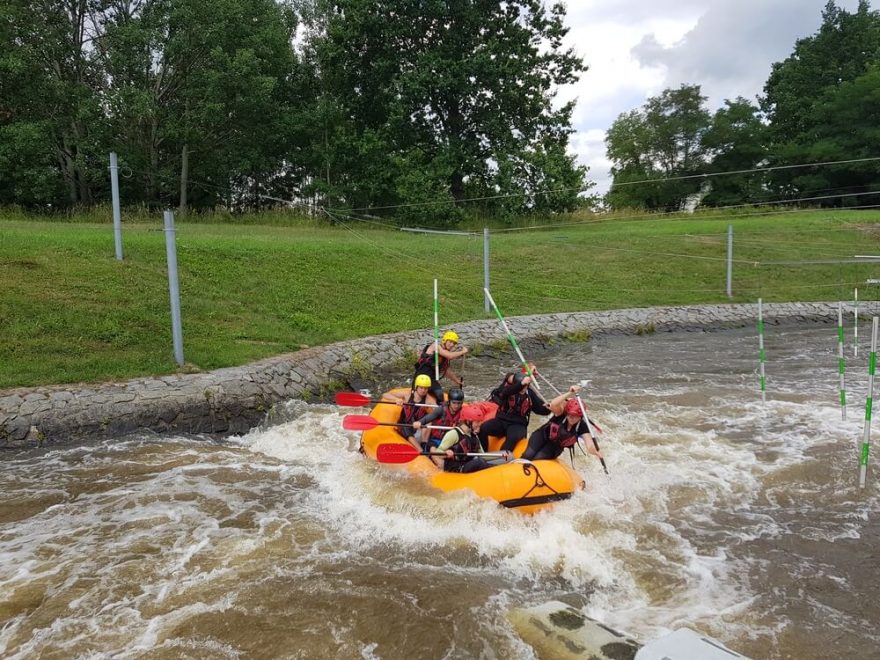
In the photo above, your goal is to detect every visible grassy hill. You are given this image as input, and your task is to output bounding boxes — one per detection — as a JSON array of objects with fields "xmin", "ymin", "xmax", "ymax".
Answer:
[{"xmin": 2, "ymin": 206, "xmax": 878, "ymax": 389}]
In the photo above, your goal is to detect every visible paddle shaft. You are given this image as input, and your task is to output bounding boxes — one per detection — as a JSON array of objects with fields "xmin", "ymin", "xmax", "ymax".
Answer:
[
  {"xmin": 575, "ymin": 396, "xmax": 608, "ymax": 474},
  {"xmin": 342, "ymin": 415, "xmax": 453, "ymax": 431},
  {"xmin": 484, "ymin": 288, "xmax": 542, "ymax": 393},
  {"xmin": 433, "ymin": 278, "xmax": 440, "ymax": 381},
  {"xmin": 376, "ymin": 442, "xmax": 507, "ymax": 463},
  {"xmin": 335, "ymin": 392, "xmax": 436, "ymax": 408}
]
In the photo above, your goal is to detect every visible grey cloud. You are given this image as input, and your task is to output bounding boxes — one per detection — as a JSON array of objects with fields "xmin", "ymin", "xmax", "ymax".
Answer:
[{"xmin": 630, "ymin": 0, "xmax": 863, "ymax": 107}]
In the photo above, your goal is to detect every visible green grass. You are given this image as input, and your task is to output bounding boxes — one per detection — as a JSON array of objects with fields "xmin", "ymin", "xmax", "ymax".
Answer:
[{"xmin": 2, "ymin": 206, "xmax": 879, "ymax": 389}]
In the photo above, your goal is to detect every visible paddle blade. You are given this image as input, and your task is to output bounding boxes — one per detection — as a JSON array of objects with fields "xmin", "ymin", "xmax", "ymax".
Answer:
[
  {"xmin": 342, "ymin": 415, "xmax": 380, "ymax": 431},
  {"xmin": 376, "ymin": 443, "xmax": 421, "ymax": 464},
  {"xmin": 335, "ymin": 391, "xmax": 371, "ymax": 407}
]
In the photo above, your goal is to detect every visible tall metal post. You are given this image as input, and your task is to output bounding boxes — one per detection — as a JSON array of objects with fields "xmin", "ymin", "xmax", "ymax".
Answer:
[
  {"xmin": 483, "ymin": 227, "xmax": 490, "ymax": 313},
  {"xmin": 726, "ymin": 224, "xmax": 733, "ymax": 298},
  {"xmin": 110, "ymin": 152, "xmax": 123, "ymax": 260},
  {"xmin": 163, "ymin": 210, "xmax": 185, "ymax": 367}
]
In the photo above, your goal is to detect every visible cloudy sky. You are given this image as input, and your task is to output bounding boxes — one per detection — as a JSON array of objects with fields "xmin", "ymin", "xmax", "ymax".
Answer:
[{"xmin": 560, "ymin": 0, "xmax": 863, "ymax": 195}]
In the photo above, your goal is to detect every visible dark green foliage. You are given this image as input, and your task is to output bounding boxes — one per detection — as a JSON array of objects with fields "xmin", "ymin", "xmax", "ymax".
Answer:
[
  {"xmin": 761, "ymin": 0, "xmax": 880, "ymax": 202},
  {"xmin": 0, "ymin": 0, "xmax": 588, "ymax": 223},
  {"xmin": 605, "ymin": 85, "xmax": 712, "ymax": 210},
  {"xmin": 701, "ymin": 98, "xmax": 768, "ymax": 207},
  {"xmin": 305, "ymin": 0, "xmax": 589, "ymax": 224}
]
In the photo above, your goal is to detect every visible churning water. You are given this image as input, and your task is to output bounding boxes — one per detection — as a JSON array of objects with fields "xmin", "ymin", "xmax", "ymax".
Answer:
[{"xmin": 2, "ymin": 323, "xmax": 879, "ymax": 659}]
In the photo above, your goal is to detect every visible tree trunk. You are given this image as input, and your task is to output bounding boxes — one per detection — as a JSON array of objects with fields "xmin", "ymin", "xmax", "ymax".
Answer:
[
  {"xmin": 149, "ymin": 117, "xmax": 160, "ymax": 202},
  {"xmin": 179, "ymin": 143, "xmax": 189, "ymax": 214},
  {"xmin": 57, "ymin": 137, "xmax": 78, "ymax": 205},
  {"xmin": 71, "ymin": 120, "xmax": 92, "ymax": 204}
]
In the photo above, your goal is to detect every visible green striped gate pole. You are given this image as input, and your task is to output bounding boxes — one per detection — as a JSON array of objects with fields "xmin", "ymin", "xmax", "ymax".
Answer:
[
  {"xmin": 859, "ymin": 316, "xmax": 878, "ymax": 489},
  {"xmin": 433, "ymin": 279, "xmax": 440, "ymax": 381},
  {"xmin": 757, "ymin": 298, "xmax": 766, "ymax": 403},
  {"xmin": 838, "ymin": 302, "xmax": 847, "ymax": 420},
  {"xmin": 483, "ymin": 287, "xmax": 542, "ymax": 392},
  {"xmin": 854, "ymin": 288, "xmax": 859, "ymax": 358}
]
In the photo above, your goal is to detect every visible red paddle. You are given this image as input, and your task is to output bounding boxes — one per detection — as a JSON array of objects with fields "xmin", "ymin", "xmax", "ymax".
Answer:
[
  {"xmin": 376, "ymin": 443, "xmax": 506, "ymax": 464},
  {"xmin": 342, "ymin": 415, "xmax": 454, "ymax": 432},
  {"xmin": 335, "ymin": 392, "xmax": 436, "ymax": 408}
]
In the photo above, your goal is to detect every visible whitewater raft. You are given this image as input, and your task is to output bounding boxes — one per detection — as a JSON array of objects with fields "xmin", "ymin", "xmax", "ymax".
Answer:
[{"xmin": 358, "ymin": 389, "xmax": 585, "ymax": 513}]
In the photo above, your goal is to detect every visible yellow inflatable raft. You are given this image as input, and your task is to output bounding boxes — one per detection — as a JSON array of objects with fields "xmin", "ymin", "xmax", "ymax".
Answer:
[{"xmin": 358, "ymin": 389, "xmax": 585, "ymax": 514}]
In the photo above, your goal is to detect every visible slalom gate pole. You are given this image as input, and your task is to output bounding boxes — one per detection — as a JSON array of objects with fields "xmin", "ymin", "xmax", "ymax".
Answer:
[
  {"xmin": 757, "ymin": 298, "xmax": 766, "ymax": 404},
  {"xmin": 433, "ymin": 279, "xmax": 440, "ymax": 381},
  {"xmin": 854, "ymin": 288, "xmax": 859, "ymax": 358},
  {"xmin": 839, "ymin": 302, "xmax": 847, "ymax": 421},
  {"xmin": 859, "ymin": 316, "xmax": 878, "ymax": 489},
  {"xmin": 484, "ymin": 288, "xmax": 541, "ymax": 392}
]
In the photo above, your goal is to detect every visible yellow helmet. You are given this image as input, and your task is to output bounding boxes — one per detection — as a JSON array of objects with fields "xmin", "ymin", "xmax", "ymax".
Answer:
[
  {"xmin": 441, "ymin": 330, "xmax": 459, "ymax": 344},
  {"xmin": 414, "ymin": 374, "xmax": 432, "ymax": 388}
]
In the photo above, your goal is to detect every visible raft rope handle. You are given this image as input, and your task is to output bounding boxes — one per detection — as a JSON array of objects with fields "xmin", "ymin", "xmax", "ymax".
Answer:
[{"xmin": 519, "ymin": 462, "xmax": 561, "ymax": 499}]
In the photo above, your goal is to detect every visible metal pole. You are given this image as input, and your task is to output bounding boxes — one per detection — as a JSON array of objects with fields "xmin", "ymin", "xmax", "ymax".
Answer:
[
  {"xmin": 163, "ymin": 210, "xmax": 184, "ymax": 367},
  {"xmin": 726, "ymin": 224, "xmax": 732, "ymax": 298},
  {"xmin": 838, "ymin": 302, "xmax": 847, "ymax": 420},
  {"xmin": 110, "ymin": 152, "xmax": 123, "ymax": 260},
  {"xmin": 483, "ymin": 227, "xmax": 490, "ymax": 313},
  {"xmin": 757, "ymin": 298, "xmax": 766, "ymax": 403},
  {"xmin": 859, "ymin": 316, "xmax": 878, "ymax": 489}
]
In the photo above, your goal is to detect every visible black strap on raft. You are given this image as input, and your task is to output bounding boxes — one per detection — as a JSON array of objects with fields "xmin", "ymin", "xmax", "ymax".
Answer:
[{"xmin": 518, "ymin": 462, "xmax": 561, "ymax": 500}]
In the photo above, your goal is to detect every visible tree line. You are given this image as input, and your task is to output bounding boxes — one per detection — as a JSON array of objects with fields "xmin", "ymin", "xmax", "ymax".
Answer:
[
  {"xmin": 5, "ymin": 1, "xmax": 877, "ymax": 223},
  {"xmin": 606, "ymin": 0, "xmax": 880, "ymax": 211},
  {"xmin": 0, "ymin": 0, "xmax": 588, "ymax": 223}
]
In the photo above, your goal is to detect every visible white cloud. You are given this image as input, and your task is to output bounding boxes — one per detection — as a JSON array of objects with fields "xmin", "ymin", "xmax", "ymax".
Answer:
[{"xmin": 560, "ymin": 0, "xmax": 864, "ymax": 196}]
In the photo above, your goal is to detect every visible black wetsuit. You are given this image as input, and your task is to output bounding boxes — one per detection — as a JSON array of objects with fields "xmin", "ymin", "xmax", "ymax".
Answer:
[{"xmin": 478, "ymin": 381, "xmax": 550, "ymax": 452}]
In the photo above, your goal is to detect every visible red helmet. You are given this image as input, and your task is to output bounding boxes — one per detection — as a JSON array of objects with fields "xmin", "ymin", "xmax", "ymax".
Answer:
[
  {"xmin": 564, "ymin": 398, "xmax": 583, "ymax": 418},
  {"xmin": 459, "ymin": 406, "xmax": 484, "ymax": 423}
]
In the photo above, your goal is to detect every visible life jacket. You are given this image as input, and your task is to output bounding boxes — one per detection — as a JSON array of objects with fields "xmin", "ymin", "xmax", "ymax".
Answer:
[
  {"xmin": 499, "ymin": 388, "xmax": 532, "ymax": 421},
  {"xmin": 414, "ymin": 343, "xmax": 449, "ymax": 378},
  {"xmin": 398, "ymin": 391, "xmax": 431, "ymax": 425},
  {"xmin": 487, "ymin": 374, "xmax": 513, "ymax": 405},
  {"xmin": 428, "ymin": 403, "xmax": 461, "ymax": 443},
  {"xmin": 444, "ymin": 428, "xmax": 481, "ymax": 468},
  {"xmin": 542, "ymin": 414, "xmax": 583, "ymax": 448}
]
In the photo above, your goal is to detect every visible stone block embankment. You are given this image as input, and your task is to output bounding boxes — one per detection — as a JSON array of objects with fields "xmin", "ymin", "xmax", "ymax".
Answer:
[{"xmin": 0, "ymin": 302, "xmax": 872, "ymax": 450}]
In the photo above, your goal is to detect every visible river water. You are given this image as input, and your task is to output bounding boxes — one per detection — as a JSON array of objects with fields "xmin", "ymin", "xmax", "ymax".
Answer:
[{"xmin": 2, "ymin": 324, "xmax": 879, "ymax": 659}]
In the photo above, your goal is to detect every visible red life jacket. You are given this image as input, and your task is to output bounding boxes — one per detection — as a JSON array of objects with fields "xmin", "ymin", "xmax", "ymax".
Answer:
[
  {"xmin": 446, "ymin": 428, "xmax": 481, "ymax": 464},
  {"xmin": 414, "ymin": 344, "xmax": 449, "ymax": 378},
  {"xmin": 500, "ymin": 389, "xmax": 532, "ymax": 420},
  {"xmin": 542, "ymin": 415, "xmax": 582, "ymax": 448},
  {"xmin": 399, "ymin": 391, "xmax": 431, "ymax": 425},
  {"xmin": 428, "ymin": 403, "xmax": 461, "ymax": 441}
]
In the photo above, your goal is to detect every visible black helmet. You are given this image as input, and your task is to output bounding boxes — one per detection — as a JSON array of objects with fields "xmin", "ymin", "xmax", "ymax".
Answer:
[
  {"xmin": 513, "ymin": 371, "xmax": 527, "ymax": 386},
  {"xmin": 448, "ymin": 388, "xmax": 465, "ymax": 402}
]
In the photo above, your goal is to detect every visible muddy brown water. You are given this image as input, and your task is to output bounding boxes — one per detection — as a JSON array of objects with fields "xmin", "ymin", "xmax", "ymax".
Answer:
[{"xmin": 2, "ymin": 325, "xmax": 878, "ymax": 659}]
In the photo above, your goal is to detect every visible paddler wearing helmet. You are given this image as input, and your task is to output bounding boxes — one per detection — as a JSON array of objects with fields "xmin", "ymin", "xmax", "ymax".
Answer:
[
  {"xmin": 411, "ymin": 329, "xmax": 469, "ymax": 401},
  {"xmin": 478, "ymin": 368, "xmax": 553, "ymax": 453},
  {"xmin": 385, "ymin": 373, "xmax": 440, "ymax": 450},
  {"xmin": 522, "ymin": 387, "xmax": 604, "ymax": 462},
  {"xmin": 412, "ymin": 387, "xmax": 465, "ymax": 450},
  {"xmin": 432, "ymin": 405, "xmax": 510, "ymax": 472}
]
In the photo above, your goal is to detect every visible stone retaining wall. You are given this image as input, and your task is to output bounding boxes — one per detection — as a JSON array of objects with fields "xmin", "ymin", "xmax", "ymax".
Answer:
[{"xmin": 1, "ymin": 302, "xmax": 873, "ymax": 450}]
